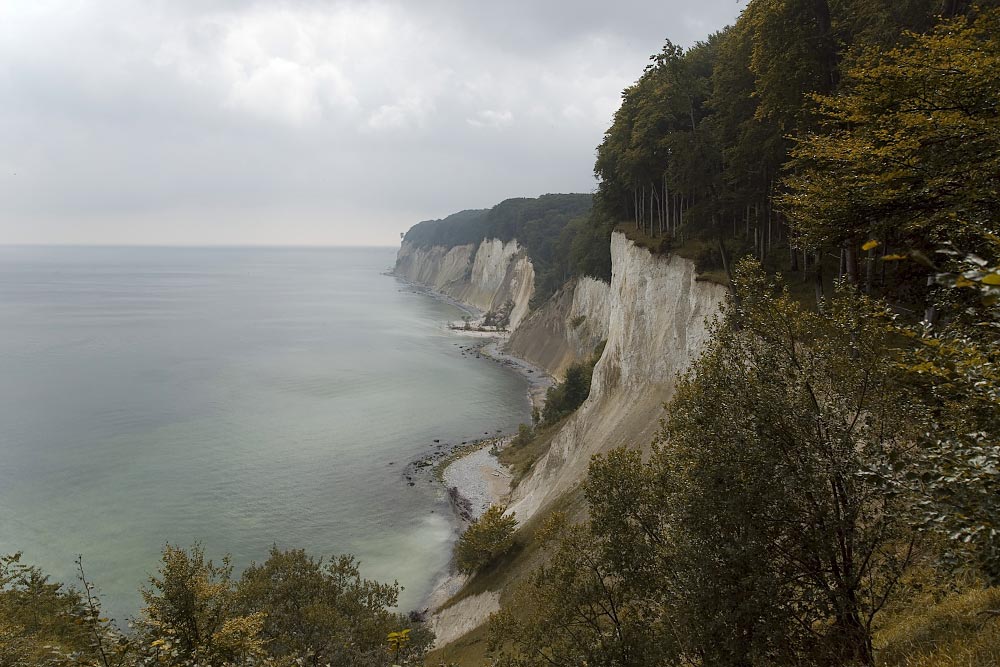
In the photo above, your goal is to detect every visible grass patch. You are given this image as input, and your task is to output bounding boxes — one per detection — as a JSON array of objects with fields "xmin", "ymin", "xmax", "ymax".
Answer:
[
  {"xmin": 498, "ymin": 417, "xmax": 568, "ymax": 489},
  {"xmin": 876, "ymin": 586, "xmax": 1000, "ymax": 666},
  {"xmin": 615, "ymin": 222, "xmax": 671, "ymax": 255},
  {"xmin": 616, "ymin": 223, "xmax": 730, "ymax": 285},
  {"xmin": 695, "ymin": 269, "xmax": 730, "ymax": 286},
  {"xmin": 425, "ymin": 623, "xmax": 490, "ymax": 667}
]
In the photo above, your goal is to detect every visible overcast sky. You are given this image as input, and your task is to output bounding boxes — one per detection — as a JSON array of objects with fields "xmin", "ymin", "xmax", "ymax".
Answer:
[{"xmin": 1, "ymin": 0, "xmax": 745, "ymax": 246}]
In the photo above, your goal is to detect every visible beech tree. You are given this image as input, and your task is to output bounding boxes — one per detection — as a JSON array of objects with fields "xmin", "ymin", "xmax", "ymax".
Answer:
[{"xmin": 782, "ymin": 7, "xmax": 1000, "ymax": 284}]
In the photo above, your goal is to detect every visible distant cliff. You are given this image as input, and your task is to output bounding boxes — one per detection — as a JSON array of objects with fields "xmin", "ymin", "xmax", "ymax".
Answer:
[{"xmin": 395, "ymin": 237, "xmax": 535, "ymax": 331}]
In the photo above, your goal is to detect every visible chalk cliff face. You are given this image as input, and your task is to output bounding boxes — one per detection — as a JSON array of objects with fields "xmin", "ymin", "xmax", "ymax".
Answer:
[
  {"xmin": 395, "ymin": 238, "xmax": 535, "ymax": 330},
  {"xmin": 508, "ymin": 232, "xmax": 727, "ymax": 521},
  {"xmin": 506, "ymin": 276, "xmax": 610, "ymax": 380}
]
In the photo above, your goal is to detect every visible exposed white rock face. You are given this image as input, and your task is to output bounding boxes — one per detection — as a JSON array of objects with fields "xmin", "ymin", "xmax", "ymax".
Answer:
[
  {"xmin": 508, "ymin": 232, "xmax": 727, "ymax": 521},
  {"xmin": 394, "ymin": 238, "xmax": 535, "ymax": 330},
  {"xmin": 394, "ymin": 242, "xmax": 476, "ymax": 292},
  {"xmin": 427, "ymin": 591, "xmax": 500, "ymax": 649},
  {"xmin": 506, "ymin": 276, "xmax": 611, "ymax": 380}
]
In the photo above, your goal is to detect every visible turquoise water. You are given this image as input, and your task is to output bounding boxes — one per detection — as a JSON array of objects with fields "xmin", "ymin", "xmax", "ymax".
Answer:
[{"xmin": 0, "ymin": 245, "xmax": 530, "ymax": 623}]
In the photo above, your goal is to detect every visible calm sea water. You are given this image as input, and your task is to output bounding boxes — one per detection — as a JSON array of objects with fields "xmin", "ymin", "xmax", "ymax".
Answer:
[{"xmin": 0, "ymin": 245, "xmax": 530, "ymax": 623}]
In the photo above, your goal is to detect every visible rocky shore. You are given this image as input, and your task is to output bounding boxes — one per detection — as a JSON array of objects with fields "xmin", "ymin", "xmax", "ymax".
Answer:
[{"xmin": 393, "ymin": 275, "xmax": 550, "ymax": 625}]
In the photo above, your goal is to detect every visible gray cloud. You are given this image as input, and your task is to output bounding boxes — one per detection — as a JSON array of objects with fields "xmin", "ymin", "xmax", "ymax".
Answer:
[{"xmin": 0, "ymin": 0, "xmax": 745, "ymax": 246}]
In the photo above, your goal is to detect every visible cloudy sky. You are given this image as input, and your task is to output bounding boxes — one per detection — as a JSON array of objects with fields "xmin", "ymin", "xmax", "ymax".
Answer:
[{"xmin": 1, "ymin": 0, "xmax": 745, "ymax": 246}]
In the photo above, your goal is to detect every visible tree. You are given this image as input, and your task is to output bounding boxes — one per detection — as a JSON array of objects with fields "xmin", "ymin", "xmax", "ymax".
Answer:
[
  {"xmin": 455, "ymin": 506, "xmax": 517, "ymax": 574},
  {"xmin": 136, "ymin": 544, "xmax": 266, "ymax": 666},
  {"xmin": 782, "ymin": 8, "xmax": 1000, "ymax": 282},
  {"xmin": 492, "ymin": 260, "xmax": 924, "ymax": 667},
  {"xmin": 658, "ymin": 261, "xmax": 921, "ymax": 665},
  {"xmin": 0, "ymin": 552, "xmax": 96, "ymax": 667},
  {"xmin": 890, "ymin": 246, "xmax": 1000, "ymax": 582},
  {"xmin": 488, "ymin": 514, "xmax": 666, "ymax": 667},
  {"xmin": 236, "ymin": 547, "xmax": 429, "ymax": 667}
]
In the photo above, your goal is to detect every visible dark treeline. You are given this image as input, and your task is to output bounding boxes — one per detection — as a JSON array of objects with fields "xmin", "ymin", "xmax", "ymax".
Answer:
[{"xmin": 593, "ymin": 0, "xmax": 998, "ymax": 309}]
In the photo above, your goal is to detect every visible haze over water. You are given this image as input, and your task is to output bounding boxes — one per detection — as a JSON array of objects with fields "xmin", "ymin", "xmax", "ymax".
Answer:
[{"xmin": 0, "ymin": 245, "xmax": 530, "ymax": 622}]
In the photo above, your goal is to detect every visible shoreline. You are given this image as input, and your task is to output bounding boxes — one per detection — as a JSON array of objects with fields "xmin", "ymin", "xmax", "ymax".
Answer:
[
  {"xmin": 392, "ymin": 271, "xmax": 552, "ymax": 616},
  {"xmin": 421, "ymin": 436, "xmax": 512, "ymax": 612}
]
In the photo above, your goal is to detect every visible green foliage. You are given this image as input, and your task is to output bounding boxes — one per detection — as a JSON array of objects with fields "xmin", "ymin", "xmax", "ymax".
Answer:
[
  {"xmin": 540, "ymin": 363, "xmax": 591, "ymax": 424},
  {"xmin": 888, "ymin": 247, "xmax": 1000, "ymax": 582},
  {"xmin": 782, "ymin": 7, "xmax": 1000, "ymax": 265},
  {"xmin": 541, "ymin": 344, "xmax": 603, "ymax": 424},
  {"xmin": 0, "ymin": 545, "xmax": 430, "ymax": 667},
  {"xmin": 0, "ymin": 552, "xmax": 103, "ymax": 667},
  {"xmin": 489, "ymin": 514, "xmax": 666, "ymax": 667},
  {"xmin": 136, "ymin": 544, "xmax": 266, "ymax": 666},
  {"xmin": 511, "ymin": 423, "xmax": 533, "ymax": 448},
  {"xmin": 590, "ymin": 0, "xmax": 979, "ymax": 299},
  {"xmin": 455, "ymin": 506, "xmax": 517, "ymax": 575},
  {"xmin": 400, "ymin": 208, "xmax": 490, "ymax": 248},
  {"xmin": 656, "ymin": 260, "xmax": 921, "ymax": 665},
  {"xmin": 236, "ymin": 547, "xmax": 430, "ymax": 667}
]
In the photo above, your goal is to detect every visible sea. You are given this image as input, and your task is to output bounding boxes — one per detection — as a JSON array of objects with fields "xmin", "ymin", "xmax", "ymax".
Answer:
[{"xmin": 0, "ymin": 245, "xmax": 530, "ymax": 623}]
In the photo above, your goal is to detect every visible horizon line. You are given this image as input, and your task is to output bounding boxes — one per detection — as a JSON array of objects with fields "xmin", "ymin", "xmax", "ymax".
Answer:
[{"xmin": 0, "ymin": 242, "xmax": 401, "ymax": 250}]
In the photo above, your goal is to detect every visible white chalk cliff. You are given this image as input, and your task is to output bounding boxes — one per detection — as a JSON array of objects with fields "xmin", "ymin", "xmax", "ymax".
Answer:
[
  {"xmin": 395, "ymin": 238, "xmax": 535, "ymax": 330},
  {"xmin": 507, "ymin": 232, "xmax": 726, "ymax": 521}
]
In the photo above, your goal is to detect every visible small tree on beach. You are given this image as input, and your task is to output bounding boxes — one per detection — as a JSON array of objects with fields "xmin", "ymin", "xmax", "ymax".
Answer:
[{"xmin": 455, "ymin": 506, "xmax": 517, "ymax": 574}]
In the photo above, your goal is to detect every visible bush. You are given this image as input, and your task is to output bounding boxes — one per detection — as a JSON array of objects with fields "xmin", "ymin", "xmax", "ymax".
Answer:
[
  {"xmin": 455, "ymin": 506, "xmax": 517, "ymax": 574},
  {"xmin": 511, "ymin": 423, "xmax": 534, "ymax": 448},
  {"xmin": 541, "ymin": 341, "xmax": 604, "ymax": 424}
]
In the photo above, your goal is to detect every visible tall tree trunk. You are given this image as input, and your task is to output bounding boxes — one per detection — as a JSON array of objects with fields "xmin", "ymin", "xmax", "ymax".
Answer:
[
  {"xmin": 814, "ymin": 252, "xmax": 826, "ymax": 311},
  {"xmin": 640, "ymin": 185, "xmax": 645, "ymax": 233},
  {"xmin": 718, "ymin": 230, "xmax": 740, "ymax": 312},
  {"xmin": 844, "ymin": 243, "xmax": 859, "ymax": 286},
  {"xmin": 633, "ymin": 187, "xmax": 639, "ymax": 229},
  {"xmin": 665, "ymin": 182, "xmax": 671, "ymax": 235},
  {"xmin": 865, "ymin": 246, "xmax": 875, "ymax": 294},
  {"xmin": 650, "ymin": 186, "xmax": 655, "ymax": 237}
]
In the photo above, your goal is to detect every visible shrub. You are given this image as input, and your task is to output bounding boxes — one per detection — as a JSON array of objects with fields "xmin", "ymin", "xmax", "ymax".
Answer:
[{"xmin": 455, "ymin": 506, "xmax": 517, "ymax": 574}]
